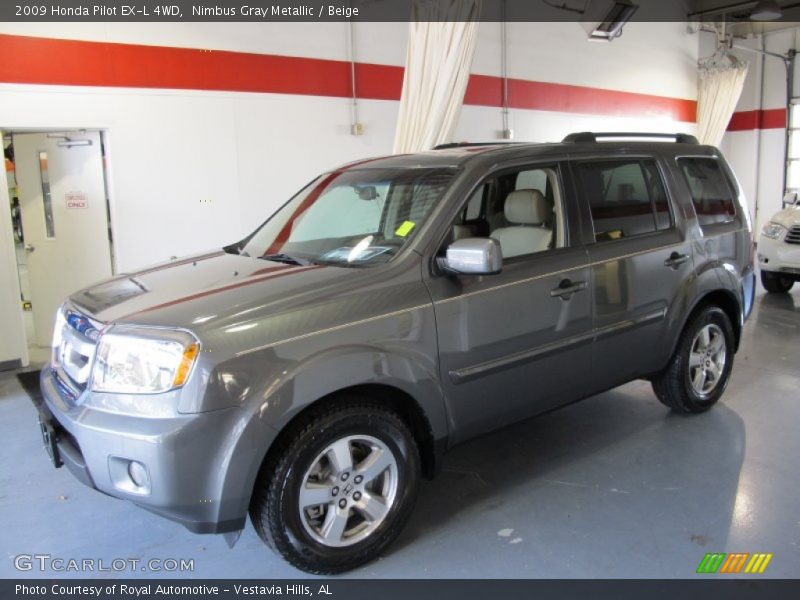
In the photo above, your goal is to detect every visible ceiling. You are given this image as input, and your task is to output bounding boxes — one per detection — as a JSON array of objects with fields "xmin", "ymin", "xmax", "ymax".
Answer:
[{"xmin": 686, "ymin": 1, "xmax": 800, "ymax": 36}]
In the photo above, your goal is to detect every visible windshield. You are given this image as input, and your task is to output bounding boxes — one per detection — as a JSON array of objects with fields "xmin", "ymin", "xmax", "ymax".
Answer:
[{"xmin": 239, "ymin": 167, "xmax": 456, "ymax": 267}]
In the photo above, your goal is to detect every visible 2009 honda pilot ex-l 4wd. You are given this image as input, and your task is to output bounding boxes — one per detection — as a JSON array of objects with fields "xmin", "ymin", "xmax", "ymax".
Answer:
[{"xmin": 36, "ymin": 132, "xmax": 755, "ymax": 574}]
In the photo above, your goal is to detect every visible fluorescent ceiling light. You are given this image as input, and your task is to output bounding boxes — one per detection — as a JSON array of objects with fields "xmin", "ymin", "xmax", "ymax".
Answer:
[{"xmin": 751, "ymin": 0, "xmax": 782, "ymax": 20}]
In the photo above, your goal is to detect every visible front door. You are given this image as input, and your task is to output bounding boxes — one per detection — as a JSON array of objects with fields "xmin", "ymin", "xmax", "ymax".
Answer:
[
  {"xmin": 424, "ymin": 160, "xmax": 594, "ymax": 443},
  {"xmin": 13, "ymin": 132, "xmax": 112, "ymax": 347}
]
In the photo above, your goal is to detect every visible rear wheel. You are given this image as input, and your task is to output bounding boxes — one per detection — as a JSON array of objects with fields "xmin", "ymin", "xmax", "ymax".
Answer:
[
  {"xmin": 652, "ymin": 305, "xmax": 735, "ymax": 413},
  {"xmin": 249, "ymin": 399, "xmax": 420, "ymax": 574},
  {"xmin": 761, "ymin": 270, "xmax": 794, "ymax": 293}
]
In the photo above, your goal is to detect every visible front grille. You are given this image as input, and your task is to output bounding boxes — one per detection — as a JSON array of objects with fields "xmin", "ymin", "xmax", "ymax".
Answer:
[
  {"xmin": 785, "ymin": 225, "xmax": 800, "ymax": 244},
  {"xmin": 55, "ymin": 306, "xmax": 101, "ymax": 393}
]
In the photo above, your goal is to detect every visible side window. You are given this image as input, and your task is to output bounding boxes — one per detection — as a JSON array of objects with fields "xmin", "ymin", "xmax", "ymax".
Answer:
[
  {"xmin": 677, "ymin": 157, "xmax": 737, "ymax": 226},
  {"xmin": 577, "ymin": 159, "xmax": 672, "ymax": 243},
  {"xmin": 447, "ymin": 164, "xmax": 565, "ymax": 261}
]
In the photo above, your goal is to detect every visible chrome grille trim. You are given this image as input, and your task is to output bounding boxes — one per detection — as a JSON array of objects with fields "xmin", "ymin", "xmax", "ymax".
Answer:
[
  {"xmin": 55, "ymin": 304, "xmax": 101, "ymax": 391},
  {"xmin": 785, "ymin": 225, "xmax": 800, "ymax": 244}
]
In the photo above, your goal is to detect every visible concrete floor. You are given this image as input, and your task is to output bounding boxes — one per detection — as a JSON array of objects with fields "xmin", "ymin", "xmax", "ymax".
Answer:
[{"xmin": 1, "ymin": 289, "xmax": 798, "ymax": 579}]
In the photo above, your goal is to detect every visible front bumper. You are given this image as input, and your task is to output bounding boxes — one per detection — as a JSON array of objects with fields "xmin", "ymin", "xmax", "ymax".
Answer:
[
  {"xmin": 35, "ymin": 366, "xmax": 261, "ymax": 534},
  {"xmin": 758, "ymin": 235, "xmax": 800, "ymax": 278}
]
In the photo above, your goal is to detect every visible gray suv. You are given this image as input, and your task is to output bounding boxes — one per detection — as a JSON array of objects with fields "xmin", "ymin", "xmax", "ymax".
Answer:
[{"xmin": 35, "ymin": 132, "xmax": 755, "ymax": 573}]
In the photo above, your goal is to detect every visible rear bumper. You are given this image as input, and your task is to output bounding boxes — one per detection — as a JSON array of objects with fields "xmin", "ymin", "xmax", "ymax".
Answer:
[{"xmin": 35, "ymin": 366, "xmax": 263, "ymax": 534}]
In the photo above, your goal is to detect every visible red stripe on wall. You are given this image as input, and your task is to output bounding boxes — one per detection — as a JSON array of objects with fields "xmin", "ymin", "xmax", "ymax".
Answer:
[
  {"xmin": 727, "ymin": 108, "xmax": 787, "ymax": 131},
  {"xmin": 464, "ymin": 75, "xmax": 696, "ymax": 122},
  {"xmin": 0, "ymin": 33, "xmax": 404, "ymax": 100},
  {"xmin": 0, "ymin": 33, "xmax": 695, "ymax": 122}
]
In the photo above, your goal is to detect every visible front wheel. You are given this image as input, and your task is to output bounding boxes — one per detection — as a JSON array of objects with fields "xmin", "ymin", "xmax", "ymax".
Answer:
[
  {"xmin": 652, "ymin": 306, "xmax": 735, "ymax": 413},
  {"xmin": 249, "ymin": 399, "xmax": 420, "ymax": 574},
  {"xmin": 761, "ymin": 270, "xmax": 794, "ymax": 293}
]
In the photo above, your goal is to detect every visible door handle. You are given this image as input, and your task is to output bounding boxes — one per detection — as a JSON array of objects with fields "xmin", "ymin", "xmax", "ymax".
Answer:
[
  {"xmin": 24, "ymin": 244, "xmax": 35, "ymax": 253},
  {"xmin": 664, "ymin": 252, "xmax": 689, "ymax": 269},
  {"xmin": 550, "ymin": 279, "xmax": 587, "ymax": 300}
]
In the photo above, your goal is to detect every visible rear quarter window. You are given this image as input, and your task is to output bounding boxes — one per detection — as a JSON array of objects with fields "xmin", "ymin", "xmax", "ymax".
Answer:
[{"xmin": 677, "ymin": 157, "xmax": 737, "ymax": 226}]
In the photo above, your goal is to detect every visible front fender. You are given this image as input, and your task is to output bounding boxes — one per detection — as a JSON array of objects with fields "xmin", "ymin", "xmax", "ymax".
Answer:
[{"xmin": 215, "ymin": 342, "xmax": 448, "ymax": 527}]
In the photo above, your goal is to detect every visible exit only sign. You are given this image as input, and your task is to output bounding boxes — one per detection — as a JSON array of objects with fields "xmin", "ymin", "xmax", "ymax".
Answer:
[{"xmin": 65, "ymin": 191, "xmax": 88, "ymax": 209}]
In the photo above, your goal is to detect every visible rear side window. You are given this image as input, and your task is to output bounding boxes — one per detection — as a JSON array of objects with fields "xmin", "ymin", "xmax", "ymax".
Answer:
[
  {"xmin": 677, "ymin": 157, "xmax": 736, "ymax": 226},
  {"xmin": 577, "ymin": 159, "xmax": 672, "ymax": 243}
]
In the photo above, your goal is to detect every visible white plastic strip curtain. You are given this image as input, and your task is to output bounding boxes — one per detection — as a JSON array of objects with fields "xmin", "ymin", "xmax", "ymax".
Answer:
[
  {"xmin": 393, "ymin": 0, "xmax": 481, "ymax": 154},
  {"xmin": 697, "ymin": 47, "xmax": 749, "ymax": 146}
]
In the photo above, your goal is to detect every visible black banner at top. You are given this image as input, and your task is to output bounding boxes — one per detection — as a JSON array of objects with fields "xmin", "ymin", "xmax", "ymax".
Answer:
[{"xmin": 0, "ymin": 0, "xmax": 770, "ymax": 23}]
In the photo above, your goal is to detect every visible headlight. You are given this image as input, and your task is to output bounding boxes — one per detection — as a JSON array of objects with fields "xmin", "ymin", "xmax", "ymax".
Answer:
[
  {"xmin": 761, "ymin": 222, "xmax": 787, "ymax": 240},
  {"xmin": 91, "ymin": 326, "xmax": 200, "ymax": 394}
]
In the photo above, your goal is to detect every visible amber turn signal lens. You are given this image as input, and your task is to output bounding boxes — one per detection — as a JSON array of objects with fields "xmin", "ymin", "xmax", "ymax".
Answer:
[{"xmin": 173, "ymin": 343, "xmax": 200, "ymax": 387}]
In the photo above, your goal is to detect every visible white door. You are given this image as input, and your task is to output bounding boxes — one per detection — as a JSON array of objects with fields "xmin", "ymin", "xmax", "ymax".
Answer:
[
  {"xmin": 0, "ymin": 136, "xmax": 27, "ymax": 368},
  {"xmin": 13, "ymin": 132, "xmax": 112, "ymax": 347}
]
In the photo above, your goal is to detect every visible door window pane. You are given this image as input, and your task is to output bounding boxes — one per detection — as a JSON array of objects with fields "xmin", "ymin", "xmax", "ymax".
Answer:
[
  {"xmin": 677, "ymin": 157, "xmax": 736, "ymax": 226},
  {"xmin": 788, "ymin": 129, "xmax": 800, "ymax": 160},
  {"xmin": 38, "ymin": 151, "xmax": 55, "ymax": 238},
  {"xmin": 577, "ymin": 160, "xmax": 667, "ymax": 242},
  {"xmin": 447, "ymin": 165, "xmax": 564, "ymax": 261},
  {"xmin": 788, "ymin": 160, "xmax": 800, "ymax": 190}
]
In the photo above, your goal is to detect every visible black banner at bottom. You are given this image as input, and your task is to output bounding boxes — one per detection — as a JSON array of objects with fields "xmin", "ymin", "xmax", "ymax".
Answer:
[{"xmin": 2, "ymin": 579, "xmax": 800, "ymax": 600}]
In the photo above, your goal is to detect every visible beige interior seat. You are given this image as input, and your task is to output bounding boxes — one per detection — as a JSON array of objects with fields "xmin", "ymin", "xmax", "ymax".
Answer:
[{"xmin": 491, "ymin": 189, "xmax": 552, "ymax": 259}]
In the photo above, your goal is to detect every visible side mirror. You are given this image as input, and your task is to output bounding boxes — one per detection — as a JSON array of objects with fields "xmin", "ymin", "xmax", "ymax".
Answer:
[
  {"xmin": 783, "ymin": 191, "xmax": 798, "ymax": 208},
  {"xmin": 443, "ymin": 238, "xmax": 502, "ymax": 275}
]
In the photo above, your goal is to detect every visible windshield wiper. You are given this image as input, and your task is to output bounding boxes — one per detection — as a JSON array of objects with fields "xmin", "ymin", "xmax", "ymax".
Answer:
[
  {"xmin": 260, "ymin": 253, "xmax": 310, "ymax": 266},
  {"xmin": 312, "ymin": 258, "xmax": 372, "ymax": 268}
]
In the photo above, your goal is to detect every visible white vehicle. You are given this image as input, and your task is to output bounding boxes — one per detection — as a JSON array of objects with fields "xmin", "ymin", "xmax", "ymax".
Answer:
[{"xmin": 758, "ymin": 193, "xmax": 800, "ymax": 293}]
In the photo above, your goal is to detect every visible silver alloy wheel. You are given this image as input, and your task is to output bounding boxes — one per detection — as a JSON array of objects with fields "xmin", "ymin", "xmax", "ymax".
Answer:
[
  {"xmin": 298, "ymin": 434, "xmax": 399, "ymax": 548},
  {"xmin": 688, "ymin": 323, "xmax": 727, "ymax": 398}
]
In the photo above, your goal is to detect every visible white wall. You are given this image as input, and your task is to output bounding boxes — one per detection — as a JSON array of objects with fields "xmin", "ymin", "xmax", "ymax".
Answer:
[
  {"xmin": 0, "ymin": 22, "xmax": 698, "ymax": 274},
  {"xmin": 717, "ymin": 28, "xmax": 799, "ymax": 232}
]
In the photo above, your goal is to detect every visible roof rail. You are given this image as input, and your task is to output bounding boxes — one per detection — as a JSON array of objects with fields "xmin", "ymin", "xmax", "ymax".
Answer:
[
  {"xmin": 433, "ymin": 141, "xmax": 520, "ymax": 150},
  {"xmin": 562, "ymin": 132, "xmax": 699, "ymax": 145}
]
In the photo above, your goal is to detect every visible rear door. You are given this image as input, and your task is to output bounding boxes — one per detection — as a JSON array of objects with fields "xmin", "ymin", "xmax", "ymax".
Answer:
[
  {"xmin": 424, "ymin": 159, "xmax": 593, "ymax": 443},
  {"xmin": 571, "ymin": 155, "xmax": 693, "ymax": 392}
]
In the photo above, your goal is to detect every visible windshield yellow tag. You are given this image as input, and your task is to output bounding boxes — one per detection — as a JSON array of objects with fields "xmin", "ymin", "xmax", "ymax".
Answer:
[{"xmin": 395, "ymin": 221, "xmax": 416, "ymax": 237}]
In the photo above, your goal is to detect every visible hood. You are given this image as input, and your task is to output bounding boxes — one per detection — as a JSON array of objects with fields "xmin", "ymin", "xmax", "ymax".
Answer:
[
  {"xmin": 768, "ymin": 206, "xmax": 800, "ymax": 229},
  {"xmin": 69, "ymin": 251, "xmax": 366, "ymax": 332}
]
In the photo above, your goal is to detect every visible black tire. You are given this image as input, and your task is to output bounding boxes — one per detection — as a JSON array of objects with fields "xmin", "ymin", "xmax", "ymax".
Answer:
[
  {"xmin": 652, "ymin": 305, "xmax": 735, "ymax": 414},
  {"xmin": 761, "ymin": 270, "xmax": 794, "ymax": 293},
  {"xmin": 249, "ymin": 398, "xmax": 420, "ymax": 574}
]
